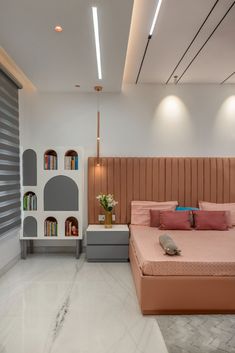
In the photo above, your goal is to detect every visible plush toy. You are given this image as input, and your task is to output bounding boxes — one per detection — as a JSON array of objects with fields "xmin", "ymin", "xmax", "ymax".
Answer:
[{"xmin": 159, "ymin": 234, "xmax": 181, "ymax": 256}]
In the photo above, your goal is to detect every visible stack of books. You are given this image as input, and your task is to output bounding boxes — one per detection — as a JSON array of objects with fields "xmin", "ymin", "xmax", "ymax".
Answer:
[
  {"xmin": 44, "ymin": 219, "xmax": 57, "ymax": 236},
  {"xmin": 44, "ymin": 155, "xmax": 57, "ymax": 170},
  {"xmin": 65, "ymin": 219, "xmax": 78, "ymax": 236},
  {"xmin": 65, "ymin": 156, "xmax": 78, "ymax": 170},
  {"xmin": 23, "ymin": 193, "xmax": 37, "ymax": 210}
]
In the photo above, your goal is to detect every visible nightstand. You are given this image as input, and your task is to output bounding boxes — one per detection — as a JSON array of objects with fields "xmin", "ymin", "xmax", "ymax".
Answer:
[{"xmin": 86, "ymin": 224, "xmax": 129, "ymax": 262}]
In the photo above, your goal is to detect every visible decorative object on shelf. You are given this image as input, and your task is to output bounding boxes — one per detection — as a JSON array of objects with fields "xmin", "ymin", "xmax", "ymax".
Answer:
[
  {"xmin": 44, "ymin": 149, "xmax": 57, "ymax": 170},
  {"xmin": 65, "ymin": 217, "xmax": 79, "ymax": 236},
  {"xmin": 94, "ymin": 85, "xmax": 103, "ymax": 166},
  {"xmin": 65, "ymin": 150, "xmax": 78, "ymax": 170},
  {"xmin": 96, "ymin": 193, "xmax": 118, "ymax": 228}
]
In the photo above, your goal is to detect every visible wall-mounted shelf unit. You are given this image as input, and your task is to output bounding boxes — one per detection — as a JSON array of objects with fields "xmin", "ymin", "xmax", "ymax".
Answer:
[{"xmin": 20, "ymin": 146, "xmax": 84, "ymax": 258}]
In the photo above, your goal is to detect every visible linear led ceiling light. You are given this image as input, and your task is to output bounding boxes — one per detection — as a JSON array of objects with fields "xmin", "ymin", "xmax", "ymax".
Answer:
[
  {"xmin": 92, "ymin": 7, "xmax": 102, "ymax": 80},
  {"xmin": 136, "ymin": 0, "xmax": 163, "ymax": 84},
  {"xmin": 149, "ymin": 0, "xmax": 163, "ymax": 36}
]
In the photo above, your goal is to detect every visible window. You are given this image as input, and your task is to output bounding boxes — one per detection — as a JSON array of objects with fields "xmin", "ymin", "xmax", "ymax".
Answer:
[{"xmin": 0, "ymin": 67, "xmax": 21, "ymax": 237}]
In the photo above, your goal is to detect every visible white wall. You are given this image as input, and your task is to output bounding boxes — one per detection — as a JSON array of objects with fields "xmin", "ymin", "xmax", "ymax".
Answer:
[
  {"xmin": 19, "ymin": 83, "xmax": 235, "ymax": 238},
  {"xmin": 20, "ymin": 84, "xmax": 235, "ymax": 157}
]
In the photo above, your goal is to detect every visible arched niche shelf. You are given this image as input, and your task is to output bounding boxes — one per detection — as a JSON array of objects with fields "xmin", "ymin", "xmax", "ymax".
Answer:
[
  {"xmin": 23, "ymin": 191, "xmax": 37, "ymax": 211},
  {"xmin": 44, "ymin": 175, "xmax": 78, "ymax": 211},
  {"xmin": 23, "ymin": 149, "xmax": 37, "ymax": 186},
  {"xmin": 64, "ymin": 150, "xmax": 78, "ymax": 170},
  {"xmin": 65, "ymin": 217, "xmax": 79, "ymax": 237},
  {"xmin": 44, "ymin": 217, "xmax": 57, "ymax": 237},
  {"xmin": 44, "ymin": 149, "xmax": 57, "ymax": 170},
  {"xmin": 23, "ymin": 216, "xmax": 37, "ymax": 237}
]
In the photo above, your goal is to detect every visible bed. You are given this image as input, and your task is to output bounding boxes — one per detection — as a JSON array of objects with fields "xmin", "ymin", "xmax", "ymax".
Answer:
[
  {"xmin": 129, "ymin": 225, "xmax": 235, "ymax": 314},
  {"xmin": 87, "ymin": 156, "xmax": 235, "ymax": 314}
]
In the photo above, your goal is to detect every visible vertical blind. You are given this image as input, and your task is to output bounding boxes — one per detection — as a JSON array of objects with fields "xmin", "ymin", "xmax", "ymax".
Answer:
[{"xmin": 0, "ymin": 68, "xmax": 21, "ymax": 237}]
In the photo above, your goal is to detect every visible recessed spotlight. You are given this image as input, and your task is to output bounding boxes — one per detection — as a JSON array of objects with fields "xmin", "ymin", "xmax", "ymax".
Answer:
[
  {"xmin": 75, "ymin": 84, "xmax": 80, "ymax": 88},
  {"xmin": 54, "ymin": 25, "xmax": 63, "ymax": 33}
]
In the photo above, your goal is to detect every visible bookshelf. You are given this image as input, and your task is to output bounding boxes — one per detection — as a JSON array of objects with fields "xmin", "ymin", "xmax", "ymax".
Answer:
[
  {"xmin": 44, "ymin": 149, "xmax": 58, "ymax": 170},
  {"xmin": 64, "ymin": 150, "xmax": 78, "ymax": 170},
  {"xmin": 20, "ymin": 146, "xmax": 84, "ymax": 258},
  {"xmin": 23, "ymin": 191, "xmax": 37, "ymax": 211}
]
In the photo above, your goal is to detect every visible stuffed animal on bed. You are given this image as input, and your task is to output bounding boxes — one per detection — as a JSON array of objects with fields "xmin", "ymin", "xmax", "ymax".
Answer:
[{"xmin": 159, "ymin": 234, "xmax": 181, "ymax": 256}]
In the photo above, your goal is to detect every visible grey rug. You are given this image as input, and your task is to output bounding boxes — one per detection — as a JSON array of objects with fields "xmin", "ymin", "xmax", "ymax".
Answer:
[{"xmin": 156, "ymin": 315, "xmax": 235, "ymax": 353}]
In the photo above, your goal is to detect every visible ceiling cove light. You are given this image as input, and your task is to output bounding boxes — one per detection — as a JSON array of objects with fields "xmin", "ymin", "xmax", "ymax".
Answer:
[
  {"xmin": 92, "ymin": 7, "xmax": 102, "ymax": 80},
  {"xmin": 135, "ymin": 0, "xmax": 163, "ymax": 84}
]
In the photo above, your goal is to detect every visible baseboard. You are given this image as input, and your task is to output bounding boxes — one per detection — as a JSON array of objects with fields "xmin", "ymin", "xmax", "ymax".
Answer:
[
  {"xmin": 0, "ymin": 254, "xmax": 20, "ymax": 278},
  {"xmin": 33, "ymin": 246, "xmax": 84, "ymax": 254}
]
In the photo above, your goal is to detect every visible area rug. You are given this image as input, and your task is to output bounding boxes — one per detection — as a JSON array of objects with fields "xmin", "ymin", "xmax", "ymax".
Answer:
[{"xmin": 156, "ymin": 315, "xmax": 235, "ymax": 353}]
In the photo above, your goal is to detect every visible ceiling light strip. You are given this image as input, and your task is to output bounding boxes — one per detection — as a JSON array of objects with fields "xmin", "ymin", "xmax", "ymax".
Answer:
[
  {"xmin": 92, "ymin": 7, "xmax": 102, "ymax": 80},
  {"xmin": 176, "ymin": 0, "xmax": 235, "ymax": 84},
  {"xmin": 135, "ymin": 0, "xmax": 163, "ymax": 84},
  {"xmin": 165, "ymin": 0, "xmax": 219, "ymax": 84},
  {"xmin": 220, "ymin": 71, "xmax": 235, "ymax": 84},
  {"xmin": 149, "ymin": 0, "xmax": 163, "ymax": 36}
]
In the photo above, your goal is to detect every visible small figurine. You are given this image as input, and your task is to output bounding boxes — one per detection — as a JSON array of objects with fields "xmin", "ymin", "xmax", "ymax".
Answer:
[{"xmin": 71, "ymin": 225, "xmax": 78, "ymax": 236}]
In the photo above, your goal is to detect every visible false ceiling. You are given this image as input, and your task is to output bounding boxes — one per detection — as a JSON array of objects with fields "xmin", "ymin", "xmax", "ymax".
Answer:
[
  {"xmin": 0, "ymin": 0, "xmax": 133, "ymax": 92},
  {"xmin": 124, "ymin": 0, "xmax": 235, "ymax": 84},
  {"xmin": 1, "ymin": 0, "xmax": 235, "ymax": 91}
]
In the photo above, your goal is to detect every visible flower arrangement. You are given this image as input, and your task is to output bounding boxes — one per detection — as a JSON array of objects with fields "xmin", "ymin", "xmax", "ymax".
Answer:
[{"xmin": 96, "ymin": 193, "xmax": 118, "ymax": 211}]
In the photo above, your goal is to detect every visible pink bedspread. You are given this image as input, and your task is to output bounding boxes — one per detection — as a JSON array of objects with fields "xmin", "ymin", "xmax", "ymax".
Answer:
[{"xmin": 130, "ymin": 225, "xmax": 235, "ymax": 276}]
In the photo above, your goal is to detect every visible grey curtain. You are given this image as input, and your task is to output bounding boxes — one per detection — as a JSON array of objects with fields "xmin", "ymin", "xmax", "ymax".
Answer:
[{"xmin": 0, "ymin": 68, "xmax": 21, "ymax": 236}]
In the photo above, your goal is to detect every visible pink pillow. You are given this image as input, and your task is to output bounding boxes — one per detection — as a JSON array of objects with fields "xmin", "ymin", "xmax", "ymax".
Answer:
[
  {"xmin": 159, "ymin": 211, "xmax": 191, "ymax": 230},
  {"xmin": 193, "ymin": 210, "xmax": 229, "ymax": 230},
  {"xmin": 150, "ymin": 209, "xmax": 160, "ymax": 227},
  {"xmin": 131, "ymin": 201, "xmax": 178, "ymax": 226},
  {"xmin": 199, "ymin": 201, "xmax": 234, "ymax": 227}
]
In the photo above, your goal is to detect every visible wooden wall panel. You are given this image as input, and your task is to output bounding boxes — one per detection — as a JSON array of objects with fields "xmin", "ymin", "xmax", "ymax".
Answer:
[
  {"xmin": 88, "ymin": 157, "xmax": 235, "ymax": 224},
  {"xmin": 120, "ymin": 158, "xmax": 127, "ymax": 223},
  {"xmin": 146, "ymin": 158, "xmax": 153, "ymax": 201}
]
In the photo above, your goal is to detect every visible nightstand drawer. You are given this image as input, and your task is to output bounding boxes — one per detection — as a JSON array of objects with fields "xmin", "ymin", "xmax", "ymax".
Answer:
[
  {"xmin": 87, "ymin": 231, "xmax": 129, "ymax": 245},
  {"xmin": 86, "ymin": 245, "xmax": 129, "ymax": 262}
]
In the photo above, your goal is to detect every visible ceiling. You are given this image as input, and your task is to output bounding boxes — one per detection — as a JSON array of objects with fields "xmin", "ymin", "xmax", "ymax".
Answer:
[
  {"xmin": 1, "ymin": 0, "xmax": 235, "ymax": 92},
  {"xmin": 0, "ymin": 0, "xmax": 133, "ymax": 92},
  {"xmin": 124, "ymin": 0, "xmax": 235, "ymax": 84}
]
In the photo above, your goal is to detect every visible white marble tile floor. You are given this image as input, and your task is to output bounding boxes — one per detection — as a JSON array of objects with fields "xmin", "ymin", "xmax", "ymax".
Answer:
[{"xmin": 0, "ymin": 254, "xmax": 168, "ymax": 353}]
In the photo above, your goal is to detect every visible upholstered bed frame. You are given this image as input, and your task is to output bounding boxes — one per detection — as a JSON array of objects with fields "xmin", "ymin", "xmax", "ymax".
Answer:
[{"xmin": 88, "ymin": 157, "xmax": 235, "ymax": 314}]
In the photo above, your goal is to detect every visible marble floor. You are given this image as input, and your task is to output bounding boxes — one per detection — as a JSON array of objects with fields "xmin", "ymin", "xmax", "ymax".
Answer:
[{"xmin": 0, "ymin": 254, "xmax": 168, "ymax": 353}]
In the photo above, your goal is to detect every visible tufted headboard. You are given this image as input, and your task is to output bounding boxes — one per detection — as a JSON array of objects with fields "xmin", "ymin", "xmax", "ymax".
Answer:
[{"xmin": 88, "ymin": 157, "xmax": 235, "ymax": 224}]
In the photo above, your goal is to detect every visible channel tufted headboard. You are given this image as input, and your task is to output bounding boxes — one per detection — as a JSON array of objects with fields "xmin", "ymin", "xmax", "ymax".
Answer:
[{"xmin": 88, "ymin": 157, "xmax": 235, "ymax": 224}]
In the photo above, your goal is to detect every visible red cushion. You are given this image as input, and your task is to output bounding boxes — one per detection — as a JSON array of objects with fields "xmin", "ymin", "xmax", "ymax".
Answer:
[
  {"xmin": 159, "ymin": 211, "xmax": 191, "ymax": 230},
  {"xmin": 193, "ymin": 210, "xmax": 229, "ymax": 230},
  {"xmin": 150, "ymin": 209, "xmax": 160, "ymax": 227}
]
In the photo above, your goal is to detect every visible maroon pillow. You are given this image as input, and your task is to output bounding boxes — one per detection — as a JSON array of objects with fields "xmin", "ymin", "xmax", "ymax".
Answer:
[
  {"xmin": 159, "ymin": 211, "xmax": 191, "ymax": 230},
  {"xmin": 193, "ymin": 210, "xmax": 229, "ymax": 230},
  {"xmin": 150, "ymin": 209, "xmax": 160, "ymax": 227}
]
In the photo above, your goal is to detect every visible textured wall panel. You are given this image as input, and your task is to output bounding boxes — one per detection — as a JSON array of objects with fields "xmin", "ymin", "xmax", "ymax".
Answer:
[{"xmin": 88, "ymin": 157, "xmax": 235, "ymax": 224}]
